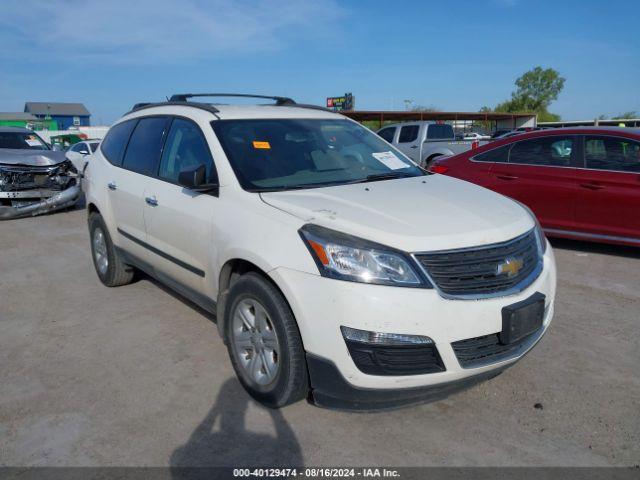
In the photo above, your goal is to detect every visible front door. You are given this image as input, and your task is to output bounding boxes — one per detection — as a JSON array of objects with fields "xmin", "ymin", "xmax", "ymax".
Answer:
[
  {"xmin": 143, "ymin": 117, "xmax": 219, "ymax": 295},
  {"xmin": 574, "ymin": 135, "xmax": 640, "ymax": 243}
]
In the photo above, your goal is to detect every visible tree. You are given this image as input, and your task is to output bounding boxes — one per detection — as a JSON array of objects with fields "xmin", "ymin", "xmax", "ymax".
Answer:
[
  {"xmin": 512, "ymin": 67, "xmax": 565, "ymax": 112},
  {"xmin": 493, "ymin": 67, "xmax": 565, "ymax": 120},
  {"xmin": 410, "ymin": 104, "xmax": 439, "ymax": 112},
  {"xmin": 613, "ymin": 111, "xmax": 637, "ymax": 119}
]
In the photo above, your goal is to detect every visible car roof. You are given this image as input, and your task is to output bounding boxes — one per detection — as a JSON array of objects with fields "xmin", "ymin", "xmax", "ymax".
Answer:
[
  {"xmin": 458, "ymin": 126, "xmax": 640, "ymax": 158},
  {"xmin": 121, "ymin": 103, "xmax": 342, "ymax": 123},
  {"xmin": 378, "ymin": 121, "xmax": 438, "ymax": 129},
  {"xmin": 0, "ymin": 126, "xmax": 33, "ymax": 133},
  {"xmin": 487, "ymin": 126, "xmax": 638, "ymax": 145}
]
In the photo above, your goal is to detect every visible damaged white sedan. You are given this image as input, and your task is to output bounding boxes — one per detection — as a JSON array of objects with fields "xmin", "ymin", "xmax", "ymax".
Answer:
[{"xmin": 0, "ymin": 127, "xmax": 81, "ymax": 220}]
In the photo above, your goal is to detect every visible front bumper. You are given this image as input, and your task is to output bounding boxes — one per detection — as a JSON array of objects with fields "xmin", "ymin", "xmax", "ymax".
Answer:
[
  {"xmin": 306, "ymin": 353, "xmax": 509, "ymax": 411},
  {"xmin": 269, "ymin": 243, "xmax": 556, "ymax": 406},
  {"xmin": 0, "ymin": 184, "xmax": 81, "ymax": 220}
]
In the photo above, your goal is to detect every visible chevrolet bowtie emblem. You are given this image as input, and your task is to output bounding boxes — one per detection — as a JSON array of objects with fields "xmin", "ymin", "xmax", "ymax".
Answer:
[{"xmin": 496, "ymin": 257, "xmax": 524, "ymax": 277}]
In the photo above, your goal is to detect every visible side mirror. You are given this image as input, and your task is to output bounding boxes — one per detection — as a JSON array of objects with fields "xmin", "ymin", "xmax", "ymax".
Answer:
[{"xmin": 178, "ymin": 164, "xmax": 219, "ymax": 194}]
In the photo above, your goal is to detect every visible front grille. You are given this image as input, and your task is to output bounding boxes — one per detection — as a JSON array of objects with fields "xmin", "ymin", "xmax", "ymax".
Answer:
[
  {"xmin": 345, "ymin": 341, "xmax": 445, "ymax": 376},
  {"xmin": 452, "ymin": 326, "xmax": 542, "ymax": 368},
  {"xmin": 415, "ymin": 229, "xmax": 541, "ymax": 297}
]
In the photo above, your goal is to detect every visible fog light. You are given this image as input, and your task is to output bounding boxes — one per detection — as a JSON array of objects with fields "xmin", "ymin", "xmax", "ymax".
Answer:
[{"xmin": 340, "ymin": 326, "xmax": 433, "ymax": 345}]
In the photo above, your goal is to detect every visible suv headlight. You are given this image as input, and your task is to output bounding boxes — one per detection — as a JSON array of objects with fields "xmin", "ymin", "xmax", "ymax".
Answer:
[
  {"xmin": 299, "ymin": 224, "xmax": 430, "ymax": 287},
  {"xmin": 515, "ymin": 201, "xmax": 547, "ymax": 254}
]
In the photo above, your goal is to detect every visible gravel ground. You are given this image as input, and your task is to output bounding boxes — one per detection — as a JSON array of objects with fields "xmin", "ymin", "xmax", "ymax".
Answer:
[{"xmin": 0, "ymin": 207, "xmax": 638, "ymax": 467}]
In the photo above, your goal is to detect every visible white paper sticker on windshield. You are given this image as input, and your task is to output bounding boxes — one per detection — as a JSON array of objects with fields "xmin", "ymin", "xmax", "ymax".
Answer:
[{"xmin": 372, "ymin": 151, "xmax": 406, "ymax": 170}]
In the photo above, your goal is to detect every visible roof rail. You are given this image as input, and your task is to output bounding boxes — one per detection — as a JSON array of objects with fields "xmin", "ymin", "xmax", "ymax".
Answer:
[
  {"xmin": 169, "ymin": 93, "xmax": 296, "ymax": 106},
  {"xmin": 288, "ymin": 103, "xmax": 334, "ymax": 113},
  {"xmin": 126, "ymin": 101, "xmax": 221, "ymax": 116},
  {"xmin": 126, "ymin": 95, "xmax": 335, "ymax": 117}
]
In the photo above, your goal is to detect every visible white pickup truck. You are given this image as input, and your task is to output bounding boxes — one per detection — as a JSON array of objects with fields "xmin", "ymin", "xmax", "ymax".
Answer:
[{"xmin": 377, "ymin": 121, "xmax": 488, "ymax": 167}]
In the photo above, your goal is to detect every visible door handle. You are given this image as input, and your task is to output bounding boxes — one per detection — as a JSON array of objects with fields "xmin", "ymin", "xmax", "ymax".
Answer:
[
  {"xmin": 107, "ymin": 181, "xmax": 117, "ymax": 191},
  {"xmin": 580, "ymin": 183, "xmax": 604, "ymax": 191},
  {"xmin": 496, "ymin": 174, "xmax": 519, "ymax": 181},
  {"xmin": 410, "ymin": 145, "xmax": 419, "ymax": 149},
  {"xmin": 145, "ymin": 196, "xmax": 158, "ymax": 206}
]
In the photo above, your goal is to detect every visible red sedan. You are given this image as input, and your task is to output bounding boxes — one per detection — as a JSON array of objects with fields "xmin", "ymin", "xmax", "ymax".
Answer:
[{"xmin": 429, "ymin": 127, "xmax": 640, "ymax": 247}]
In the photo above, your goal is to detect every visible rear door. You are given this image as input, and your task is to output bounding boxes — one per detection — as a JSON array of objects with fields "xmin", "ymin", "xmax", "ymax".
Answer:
[
  {"xmin": 488, "ymin": 135, "xmax": 579, "ymax": 231},
  {"xmin": 143, "ymin": 117, "xmax": 219, "ymax": 295},
  {"xmin": 574, "ymin": 135, "xmax": 640, "ymax": 242},
  {"xmin": 395, "ymin": 124, "xmax": 421, "ymax": 161},
  {"xmin": 114, "ymin": 116, "xmax": 170, "ymax": 261},
  {"xmin": 99, "ymin": 119, "xmax": 147, "ymax": 260}
]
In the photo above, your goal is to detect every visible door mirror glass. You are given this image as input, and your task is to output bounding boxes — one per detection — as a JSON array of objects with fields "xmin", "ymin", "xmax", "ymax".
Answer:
[
  {"xmin": 178, "ymin": 164, "xmax": 206, "ymax": 189},
  {"xmin": 178, "ymin": 164, "xmax": 218, "ymax": 193}
]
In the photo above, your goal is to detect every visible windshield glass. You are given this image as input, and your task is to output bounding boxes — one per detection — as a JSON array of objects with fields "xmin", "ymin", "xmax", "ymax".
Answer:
[
  {"xmin": 212, "ymin": 119, "xmax": 423, "ymax": 191},
  {"xmin": 0, "ymin": 131, "xmax": 50, "ymax": 150}
]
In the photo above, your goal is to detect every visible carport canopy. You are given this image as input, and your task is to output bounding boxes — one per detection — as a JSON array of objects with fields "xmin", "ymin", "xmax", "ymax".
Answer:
[{"xmin": 340, "ymin": 110, "xmax": 537, "ymax": 130}]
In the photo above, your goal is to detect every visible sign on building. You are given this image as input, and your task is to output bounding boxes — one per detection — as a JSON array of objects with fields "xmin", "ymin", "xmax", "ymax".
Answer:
[{"xmin": 326, "ymin": 93, "xmax": 354, "ymax": 112}]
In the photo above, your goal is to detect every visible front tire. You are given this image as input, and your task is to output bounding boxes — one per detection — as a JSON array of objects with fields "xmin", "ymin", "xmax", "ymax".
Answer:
[
  {"xmin": 224, "ymin": 272, "xmax": 309, "ymax": 408},
  {"xmin": 88, "ymin": 212, "xmax": 134, "ymax": 287}
]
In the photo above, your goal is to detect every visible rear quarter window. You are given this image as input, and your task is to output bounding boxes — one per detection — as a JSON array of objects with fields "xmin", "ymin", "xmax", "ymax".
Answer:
[
  {"xmin": 101, "ymin": 120, "xmax": 137, "ymax": 166},
  {"xmin": 473, "ymin": 144, "xmax": 510, "ymax": 163}
]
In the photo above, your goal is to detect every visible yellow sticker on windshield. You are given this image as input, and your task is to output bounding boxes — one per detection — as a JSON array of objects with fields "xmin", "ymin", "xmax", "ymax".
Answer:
[{"xmin": 253, "ymin": 141, "xmax": 271, "ymax": 149}]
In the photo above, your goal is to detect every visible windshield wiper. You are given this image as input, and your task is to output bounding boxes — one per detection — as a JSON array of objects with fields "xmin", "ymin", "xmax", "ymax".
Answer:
[{"xmin": 361, "ymin": 172, "xmax": 415, "ymax": 183}]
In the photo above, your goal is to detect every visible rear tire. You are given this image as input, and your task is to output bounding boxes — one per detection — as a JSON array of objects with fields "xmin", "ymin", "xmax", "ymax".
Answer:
[
  {"xmin": 224, "ymin": 272, "xmax": 309, "ymax": 408},
  {"xmin": 424, "ymin": 154, "xmax": 442, "ymax": 169},
  {"xmin": 88, "ymin": 212, "xmax": 134, "ymax": 287}
]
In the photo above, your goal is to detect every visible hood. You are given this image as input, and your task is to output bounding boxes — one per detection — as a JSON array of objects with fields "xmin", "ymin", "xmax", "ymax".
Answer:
[
  {"xmin": 0, "ymin": 149, "xmax": 67, "ymax": 167},
  {"xmin": 260, "ymin": 175, "xmax": 534, "ymax": 252}
]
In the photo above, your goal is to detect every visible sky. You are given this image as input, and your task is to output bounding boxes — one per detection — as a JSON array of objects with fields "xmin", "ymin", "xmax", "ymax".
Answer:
[{"xmin": 1, "ymin": 0, "xmax": 638, "ymax": 125}]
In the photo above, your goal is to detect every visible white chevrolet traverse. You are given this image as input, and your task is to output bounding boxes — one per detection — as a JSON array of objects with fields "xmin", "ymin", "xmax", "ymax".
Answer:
[{"xmin": 85, "ymin": 94, "xmax": 556, "ymax": 410}]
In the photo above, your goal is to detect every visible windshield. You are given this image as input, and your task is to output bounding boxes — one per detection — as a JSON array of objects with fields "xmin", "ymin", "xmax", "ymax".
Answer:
[
  {"xmin": 212, "ymin": 119, "xmax": 423, "ymax": 191},
  {"xmin": 0, "ymin": 131, "xmax": 50, "ymax": 150}
]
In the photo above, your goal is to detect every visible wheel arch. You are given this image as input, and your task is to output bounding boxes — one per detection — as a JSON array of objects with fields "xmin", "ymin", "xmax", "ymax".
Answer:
[
  {"xmin": 87, "ymin": 202, "xmax": 100, "ymax": 217},
  {"xmin": 216, "ymin": 258, "xmax": 293, "ymax": 341}
]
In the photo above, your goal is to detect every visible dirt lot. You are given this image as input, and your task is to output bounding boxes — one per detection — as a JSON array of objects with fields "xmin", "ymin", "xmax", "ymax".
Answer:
[{"xmin": 1, "ymin": 207, "xmax": 638, "ymax": 467}]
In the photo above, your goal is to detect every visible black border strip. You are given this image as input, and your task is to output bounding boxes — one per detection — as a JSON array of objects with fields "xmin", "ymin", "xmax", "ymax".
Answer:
[{"xmin": 117, "ymin": 228, "xmax": 205, "ymax": 278}]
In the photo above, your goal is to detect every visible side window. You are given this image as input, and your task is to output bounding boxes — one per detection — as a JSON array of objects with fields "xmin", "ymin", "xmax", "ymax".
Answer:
[
  {"xmin": 122, "ymin": 117, "xmax": 169, "ymax": 176},
  {"xmin": 100, "ymin": 120, "xmax": 137, "ymax": 166},
  {"xmin": 377, "ymin": 127, "xmax": 396, "ymax": 143},
  {"xmin": 399, "ymin": 125, "xmax": 419, "ymax": 143},
  {"xmin": 89, "ymin": 142, "xmax": 99, "ymax": 153},
  {"xmin": 427, "ymin": 124, "xmax": 454, "ymax": 140},
  {"xmin": 473, "ymin": 145, "xmax": 510, "ymax": 163},
  {"xmin": 509, "ymin": 137, "xmax": 573, "ymax": 167},
  {"xmin": 585, "ymin": 136, "xmax": 640, "ymax": 173},
  {"xmin": 75, "ymin": 143, "xmax": 90, "ymax": 154},
  {"xmin": 159, "ymin": 118, "xmax": 217, "ymax": 183}
]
